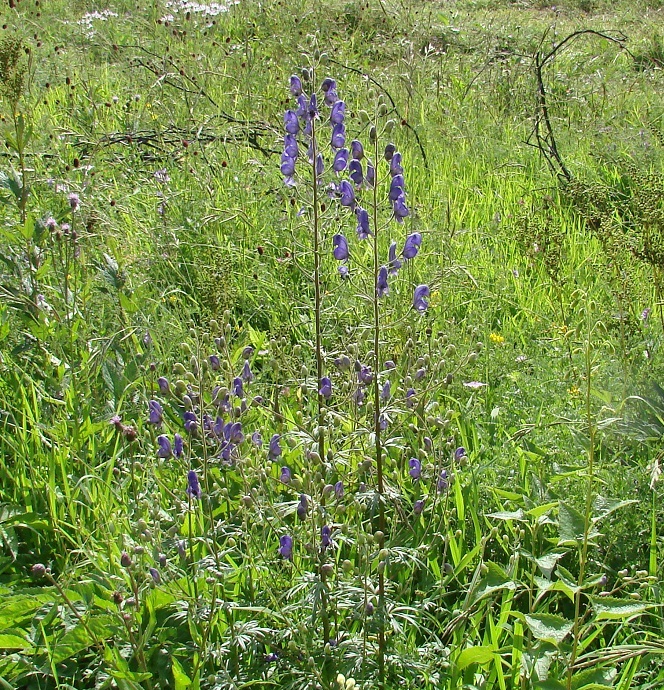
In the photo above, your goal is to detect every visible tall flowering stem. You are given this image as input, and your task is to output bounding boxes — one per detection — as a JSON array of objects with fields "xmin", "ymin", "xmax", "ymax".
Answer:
[{"xmin": 371, "ymin": 130, "xmax": 386, "ymax": 689}]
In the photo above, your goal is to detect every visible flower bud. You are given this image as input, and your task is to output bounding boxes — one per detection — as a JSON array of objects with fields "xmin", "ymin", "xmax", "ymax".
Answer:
[
  {"xmin": 31, "ymin": 563, "xmax": 47, "ymax": 578},
  {"xmin": 369, "ymin": 125, "xmax": 377, "ymax": 142},
  {"xmin": 385, "ymin": 119, "xmax": 396, "ymax": 133}
]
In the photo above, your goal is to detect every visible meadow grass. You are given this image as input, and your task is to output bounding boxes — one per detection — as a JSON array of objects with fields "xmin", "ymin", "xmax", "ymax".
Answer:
[{"xmin": 0, "ymin": 0, "xmax": 663, "ymax": 688}]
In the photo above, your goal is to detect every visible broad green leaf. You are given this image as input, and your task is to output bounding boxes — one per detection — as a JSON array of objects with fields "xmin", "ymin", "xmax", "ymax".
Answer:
[
  {"xmin": 52, "ymin": 615, "xmax": 116, "ymax": 663},
  {"xmin": 558, "ymin": 502, "xmax": 598, "ymax": 545},
  {"xmin": 172, "ymin": 657, "xmax": 192, "ymax": 690},
  {"xmin": 456, "ymin": 645, "xmax": 495, "ymax": 670},
  {"xmin": 592, "ymin": 496, "xmax": 637, "ymax": 524},
  {"xmin": 590, "ymin": 596, "xmax": 651, "ymax": 620},
  {"xmin": 535, "ymin": 681, "xmax": 566, "ymax": 690},
  {"xmin": 524, "ymin": 613, "xmax": 574, "ymax": 645},
  {"xmin": 571, "ymin": 666, "xmax": 617, "ymax": 689},
  {"xmin": 470, "ymin": 562, "xmax": 517, "ymax": 603},
  {"xmin": 0, "ymin": 633, "xmax": 33, "ymax": 650}
]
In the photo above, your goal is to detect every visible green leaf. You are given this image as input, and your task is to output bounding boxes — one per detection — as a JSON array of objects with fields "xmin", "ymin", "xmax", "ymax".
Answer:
[
  {"xmin": 524, "ymin": 613, "xmax": 574, "ymax": 645},
  {"xmin": 470, "ymin": 562, "xmax": 517, "ymax": 603},
  {"xmin": 535, "ymin": 681, "xmax": 566, "ymax": 690},
  {"xmin": 592, "ymin": 496, "xmax": 637, "ymax": 524},
  {"xmin": 456, "ymin": 645, "xmax": 495, "ymax": 670},
  {"xmin": 0, "ymin": 632, "xmax": 33, "ymax": 650},
  {"xmin": 52, "ymin": 615, "xmax": 115, "ymax": 663},
  {"xmin": 558, "ymin": 502, "xmax": 598, "ymax": 545},
  {"xmin": 171, "ymin": 657, "xmax": 192, "ymax": 690},
  {"xmin": 571, "ymin": 666, "xmax": 617, "ymax": 689},
  {"xmin": 590, "ymin": 596, "xmax": 651, "ymax": 620}
]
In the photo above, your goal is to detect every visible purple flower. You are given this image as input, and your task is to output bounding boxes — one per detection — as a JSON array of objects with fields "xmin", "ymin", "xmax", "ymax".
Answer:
[
  {"xmin": 187, "ymin": 470, "xmax": 202, "ymax": 499},
  {"xmin": 157, "ymin": 435, "xmax": 172, "ymax": 458},
  {"xmin": 357, "ymin": 363, "xmax": 373, "ymax": 385},
  {"xmin": 280, "ymin": 466, "xmax": 291, "ymax": 484},
  {"xmin": 380, "ymin": 414, "xmax": 388, "ymax": 431},
  {"xmin": 377, "ymin": 266, "xmax": 389, "ymax": 297},
  {"xmin": 227, "ymin": 421, "xmax": 244, "ymax": 444},
  {"xmin": 284, "ymin": 133, "xmax": 298, "ymax": 158},
  {"xmin": 284, "ymin": 110, "xmax": 299, "ymax": 134},
  {"xmin": 349, "ymin": 159, "xmax": 363, "ymax": 186},
  {"xmin": 319, "ymin": 376, "xmax": 332, "ymax": 399},
  {"xmin": 333, "ymin": 234, "xmax": 349, "ymax": 260},
  {"xmin": 297, "ymin": 494, "xmax": 308, "ymax": 520},
  {"xmin": 281, "ymin": 153, "xmax": 296, "ymax": 178},
  {"xmin": 316, "ymin": 153, "xmax": 324, "ymax": 178},
  {"xmin": 366, "ymin": 163, "xmax": 375, "ymax": 187},
  {"xmin": 642, "ymin": 307, "xmax": 652, "ymax": 323},
  {"xmin": 68, "ymin": 193, "xmax": 80, "ymax": 211},
  {"xmin": 334, "ymin": 480, "xmax": 344, "ymax": 499},
  {"xmin": 409, "ymin": 458, "xmax": 422, "ymax": 480},
  {"xmin": 334, "ymin": 355, "xmax": 351, "ymax": 371},
  {"xmin": 403, "ymin": 232, "xmax": 422, "ymax": 259},
  {"xmin": 308, "ymin": 93, "xmax": 319, "ymax": 119},
  {"xmin": 279, "ymin": 535, "xmax": 293, "ymax": 560},
  {"xmin": 290, "ymin": 74, "xmax": 303, "ymax": 96},
  {"xmin": 174, "ymin": 433, "xmax": 184, "ymax": 458},
  {"xmin": 184, "ymin": 411, "xmax": 197, "ymax": 434},
  {"xmin": 454, "ymin": 447, "xmax": 467, "ymax": 462},
  {"xmin": 413, "ymin": 285, "xmax": 430, "ymax": 312},
  {"xmin": 242, "ymin": 360, "xmax": 253, "ymax": 383},
  {"xmin": 213, "ymin": 416, "xmax": 224, "ymax": 436},
  {"xmin": 353, "ymin": 386, "xmax": 366, "ymax": 405},
  {"xmin": 339, "ymin": 264, "xmax": 349, "ymax": 279},
  {"xmin": 209, "ymin": 355, "xmax": 221, "ymax": 371},
  {"xmin": 381, "ymin": 380, "xmax": 391, "ymax": 400},
  {"xmin": 149, "ymin": 567, "xmax": 161, "ymax": 584},
  {"xmin": 350, "ymin": 139, "xmax": 364, "ymax": 160},
  {"xmin": 233, "ymin": 377, "xmax": 243, "ymax": 397},
  {"xmin": 415, "ymin": 367, "xmax": 426, "ymax": 381},
  {"xmin": 437, "ymin": 469, "xmax": 450, "ymax": 493},
  {"xmin": 389, "ymin": 174, "xmax": 405, "ymax": 201},
  {"xmin": 339, "ymin": 180, "xmax": 355, "ymax": 208},
  {"xmin": 384, "ymin": 359, "xmax": 396, "ymax": 370},
  {"xmin": 321, "ymin": 525, "xmax": 331, "ymax": 549},
  {"xmin": 321, "ymin": 77, "xmax": 336, "ymax": 93},
  {"xmin": 333, "ymin": 148, "xmax": 349, "ymax": 172},
  {"xmin": 384, "ymin": 143, "xmax": 396, "ymax": 161},
  {"xmin": 268, "ymin": 434, "xmax": 282, "ymax": 460},
  {"xmin": 393, "ymin": 193, "xmax": 410, "ymax": 222},
  {"xmin": 424, "ymin": 437, "xmax": 433, "ymax": 452},
  {"xmin": 45, "ymin": 216, "xmax": 57, "ymax": 231},
  {"xmin": 325, "ymin": 88, "xmax": 338, "ymax": 106},
  {"xmin": 355, "ymin": 207, "xmax": 370, "ymax": 239},
  {"xmin": 330, "ymin": 100, "xmax": 345, "ymax": 124},
  {"xmin": 388, "ymin": 241, "xmax": 402, "ymax": 276},
  {"xmin": 295, "ymin": 94, "xmax": 307, "ymax": 118},
  {"xmin": 331, "ymin": 122, "xmax": 346, "ymax": 149},
  {"xmin": 148, "ymin": 400, "xmax": 163, "ymax": 425},
  {"xmin": 414, "ymin": 499, "xmax": 425, "ymax": 515},
  {"xmin": 406, "ymin": 388, "xmax": 416, "ymax": 407},
  {"xmin": 390, "ymin": 152, "xmax": 403, "ymax": 176},
  {"xmin": 157, "ymin": 377, "xmax": 170, "ymax": 395},
  {"xmin": 252, "ymin": 430, "xmax": 263, "ymax": 447}
]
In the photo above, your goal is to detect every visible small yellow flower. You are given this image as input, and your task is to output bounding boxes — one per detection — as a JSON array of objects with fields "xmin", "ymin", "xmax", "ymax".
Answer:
[
  {"xmin": 567, "ymin": 385, "xmax": 581, "ymax": 397},
  {"xmin": 489, "ymin": 332, "xmax": 505, "ymax": 344}
]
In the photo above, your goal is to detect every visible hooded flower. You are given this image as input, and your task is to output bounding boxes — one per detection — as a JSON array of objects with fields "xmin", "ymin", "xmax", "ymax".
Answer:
[
  {"xmin": 454, "ymin": 447, "xmax": 467, "ymax": 461},
  {"xmin": 281, "ymin": 153, "xmax": 296, "ymax": 178},
  {"xmin": 403, "ymin": 232, "xmax": 422, "ymax": 259},
  {"xmin": 268, "ymin": 434, "xmax": 282, "ymax": 460},
  {"xmin": 333, "ymin": 234, "xmax": 349, "ymax": 261},
  {"xmin": 331, "ymin": 122, "xmax": 346, "ymax": 149},
  {"xmin": 157, "ymin": 435, "xmax": 172, "ymax": 458},
  {"xmin": 333, "ymin": 148, "xmax": 349, "ymax": 172},
  {"xmin": 319, "ymin": 376, "xmax": 332, "ymax": 399},
  {"xmin": 377, "ymin": 266, "xmax": 389, "ymax": 297},
  {"xmin": 280, "ymin": 466, "xmax": 292, "ymax": 484},
  {"xmin": 321, "ymin": 525, "xmax": 331, "ymax": 549},
  {"xmin": 390, "ymin": 152, "xmax": 403, "ymax": 176},
  {"xmin": 241, "ymin": 360, "xmax": 253, "ymax": 383},
  {"xmin": 413, "ymin": 285, "xmax": 429, "ymax": 312},
  {"xmin": 409, "ymin": 458, "xmax": 422, "ymax": 480},
  {"xmin": 381, "ymin": 380, "xmax": 391, "ymax": 400},
  {"xmin": 157, "ymin": 377, "xmax": 170, "ymax": 395},
  {"xmin": 233, "ymin": 377, "xmax": 244, "ymax": 397},
  {"xmin": 284, "ymin": 110, "xmax": 299, "ymax": 135},
  {"xmin": 349, "ymin": 159, "xmax": 363, "ymax": 187},
  {"xmin": 389, "ymin": 174, "xmax": 405, "ymax": 201},
  {"xmin": 334, "ymin": 480, "xmax": 344, "ymax": 499},
  {"xmin": 183, "ymin": 411, "xmax": 197, "ymax": 434},
  {"xmin": 330, "ymin": 100, "xmax": 345, "ymax": 125},
  {"xmin": 279, "ymin": 534, "xmax": 293, "ymax": 560},
  {"xmin": 174, "ymin": 433, "xmax": 184, "ymax": 458},
  {"xmin": 393, "ymin": 193, "xmax": 410, "ymax": 222},
  {"xmin": 290, "ymin": 74, "xmax": 303, "ymax": 96},
  {"xmin": 316, "ymin": 153, "xmax": 324, "ymax": 178},
  {"xmin": 148, "ymin": 400, "xmax": 163, "ymax": 425},
  {"xmin": 350, "ymin": 139, "xmax": 364, "ymax": 160},
  {"xmin": 297, "ymin": 494, "xmax": 308, "ymax": 520},
  {"xmin": 414, "ymin": 499, "xmax": 425, "ymax": 515},
  {"xmin": 187, "ymin": 470, "xmax": 202, "ymax": 499},
  {"xmin": 251, "ymin": 430, "xmax": 263, "ymax": 447},
  {"xmin": 339, "ymin": 180, "xmax": 355, "ymax": 208},
  {"xmin": 284, "ymin": 133, "xmax": 299, "ymax": 158},
  {"xmin": 388, "ymin": 241, "xmax": 402, "ymax": 276},
  {"xmin": 355, "ymin": 206, "xmax": 370, "ymax": 239},
  {"xmin": 366, "ymin": 162, "xmax": 375, "ymax": 187}
]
